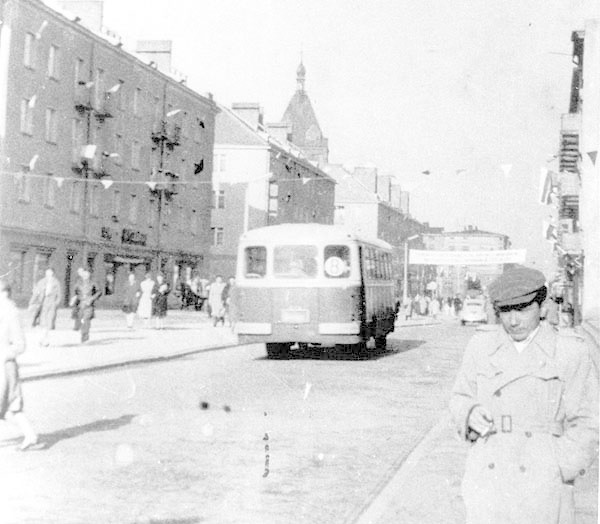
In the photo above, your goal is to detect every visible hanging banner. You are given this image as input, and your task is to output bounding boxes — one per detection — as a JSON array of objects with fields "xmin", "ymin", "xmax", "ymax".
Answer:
[{"xmin": 409, "ymin": 249, "xmax": 526, "ymax": 265}]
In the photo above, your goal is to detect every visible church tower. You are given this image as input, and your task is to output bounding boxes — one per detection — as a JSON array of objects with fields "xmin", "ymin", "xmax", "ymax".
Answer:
[{"xmin": 280, "ymin": 61, "xmax": 329, "ymax": 165}]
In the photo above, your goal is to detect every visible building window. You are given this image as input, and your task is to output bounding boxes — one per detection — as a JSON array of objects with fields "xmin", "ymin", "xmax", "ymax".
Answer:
[
  {"xmin": 94, "ymin": 68, "xmax": 104, "ymax": 107},
  {"xmin": 216, "ymin": 190, "xmax": 225, "ymax": 209},
  {"xmin": 128, "ymin": 194, "xmax": 138, "ymax": 224},
  {"xmin": 148, "ymin": 197, "xmax": 155, "ymax": 227},
  {"xmin": 178, "ymin": 203, "xmax": 184, "ymax": 231},
  {"xmin": 24, "ymin": 32, "xmax": 35, "ymax": 68},
  {"xmin": 116, "ymin": 80, "xmax": 125, "ymax": 111},
  {"xmin": 211, "ymin": 227, "xmax": 224, "ymax": 247},
  {"xmin": 16, "ymin": 167, "xmax": 32, "ymax": 203},
  {"xmin": 133, "ymin": 88, "xmax": 141, "ymax": 116},
  {"xmin": 74, "ymin": 58, "xmax": 85, "ymax": 87},
  {"xmin": 268, "ymin": 181, "xmax": 278, "ymax": 217},
  {"xmin": 190, "ymin": 210, "xmax": 197, "ymax": 235},
  {"xmin": 20, "ymin": 99, "xmax": 34, "ymax": 135},
  {"xmin": 90, "ymin": 184, "xmax": 99, "ymax": 216},
  {"xmin": 215, "ymin": 154, "xmax": 226, "ymax": 172},
  {"xmin": 131, "ymin": 141, "xmax": 141, "ymax": 170},
  {"xmin": 45, "ymin": 108, "xmax": 58, "ymax": 143},
  {"xmin": 70, "ymin": 180, "xmax": 82, "ymax": 213},
  {"xmin": 47, "ymin": 45, "xmax": 59, "ymax": 79},
  {"xmin": 8, "ymin": 250, "xmax": 26, "ymax": 294},
  {"xmin": 153, "ymin": 96, "xmax": 162, "ymax": 129},
  {"xmin": 114, "ymin": 134, "xmax": 123, "ymax": 164},
  {"xmin": 43, "ymin": 174, "xmax": 56, "ymax": 208},
  {"xmin": 71, "ymin": 118, "xmax": 83, "ymax": 162},
  {"xmin": 112, "ymin": 189, "xmax": 121, "ymax": 219}
]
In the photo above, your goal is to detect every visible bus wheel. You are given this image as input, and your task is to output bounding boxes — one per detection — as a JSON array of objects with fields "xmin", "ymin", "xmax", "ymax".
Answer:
[
  {"xmin": 375, "ymin": 336, "xmax": 387, "ymax": 351},
  {"xmin": 350, "ymin": 342, "xmax": 368, "ymax": 359},
  {"xmin": 266, "ymin": 343, "xmax": 291, "ymax": 359}
]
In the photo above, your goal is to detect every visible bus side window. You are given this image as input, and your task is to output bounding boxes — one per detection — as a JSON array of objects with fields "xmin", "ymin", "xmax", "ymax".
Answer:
[{"xmin": 245, "ymin": 246, "xmax": 266, "ymax": 278}]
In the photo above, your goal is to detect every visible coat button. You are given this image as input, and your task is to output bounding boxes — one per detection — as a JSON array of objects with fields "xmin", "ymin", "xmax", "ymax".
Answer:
[
  {"xmin": 488, "ymin": 463, "xmax": 495, "ymax": 469},
  {"xmin": 520, "ymin": 465, "xmax": 526, "ymax": 472},
  {"xmin": 525, "ymin": 431, "xmax": 532, "ymax": 438},
  {"xmin": 579, "ymin": 469, "xmax": 586, "ymax": 476}
]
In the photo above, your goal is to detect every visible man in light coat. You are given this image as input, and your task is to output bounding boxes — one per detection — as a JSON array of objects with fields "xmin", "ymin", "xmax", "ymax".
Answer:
[
  {"xmin": 28, "ymin": 267, "xmax": 62, "ymax": 346},
  {"xmin": 450, "ymin": 265, "xmax": 598, "ymax": 523}
]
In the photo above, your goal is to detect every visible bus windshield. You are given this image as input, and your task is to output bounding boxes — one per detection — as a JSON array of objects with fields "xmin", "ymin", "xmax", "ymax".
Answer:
[{"xmin": 274, "ymin": 245, "xmax": 318, "ymax": 278}]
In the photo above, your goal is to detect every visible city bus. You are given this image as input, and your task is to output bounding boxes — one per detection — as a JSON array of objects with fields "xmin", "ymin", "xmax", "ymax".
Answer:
[{"xmin": 231, "ymin": 224, "xmax": 398, "ymax": 358}]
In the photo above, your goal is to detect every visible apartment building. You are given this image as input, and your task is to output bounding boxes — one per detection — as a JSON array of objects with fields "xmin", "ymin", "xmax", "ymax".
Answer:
[
  {"xmin": 210, "ymin": 103, "xmax": 335, "ymax": 277},
  {"xmin": 0, "ymin": 0, "xmax": 217, "ymax": 305}
]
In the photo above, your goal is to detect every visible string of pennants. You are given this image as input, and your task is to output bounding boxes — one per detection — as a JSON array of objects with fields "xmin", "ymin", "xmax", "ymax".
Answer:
[{"xmin": 0, "ymin": 168, "xmax": 326, "ymax": 190}]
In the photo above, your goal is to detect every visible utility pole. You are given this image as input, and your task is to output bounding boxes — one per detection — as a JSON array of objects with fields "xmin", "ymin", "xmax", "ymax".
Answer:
[{"xmin": 80, "ymin": 42, "xmax": 96, "ymax": 269}]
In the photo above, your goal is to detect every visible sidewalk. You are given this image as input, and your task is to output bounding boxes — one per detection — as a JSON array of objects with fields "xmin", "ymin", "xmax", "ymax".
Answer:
[
  {"xmin": 18, "ymin": 307, "xmax": 237, "ymax": 381},
  {"xmin": 17, "ymin": 308, "xmax": 440, "ymax": 381},
  {"xmin": 360, "ymin": 324, "xmax": 600, "ymax": 524}
]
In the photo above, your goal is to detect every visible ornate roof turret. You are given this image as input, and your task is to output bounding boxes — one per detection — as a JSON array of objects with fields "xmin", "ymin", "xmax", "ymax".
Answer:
[
  {"xmin": 296, "ymin": 60, "xmax": 306, "ymax": 91},
  {"xmin": 280, "ymin": 60, "xmax": 329, "ymax": 164}
]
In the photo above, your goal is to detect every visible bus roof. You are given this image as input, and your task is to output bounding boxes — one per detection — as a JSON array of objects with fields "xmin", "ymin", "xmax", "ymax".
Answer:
[{"xmin": 239, "ymin": 223, "xmax": 393, "ymax": 250}]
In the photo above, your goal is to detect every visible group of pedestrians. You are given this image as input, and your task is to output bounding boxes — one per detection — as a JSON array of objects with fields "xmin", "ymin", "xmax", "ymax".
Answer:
[
  {"xmin": 29, "ymin": 266, "xmax": 102, "ymax": 345},
  {"xmin": 122, "ymin": 272, "xmax": 170, "ymax": 330}
]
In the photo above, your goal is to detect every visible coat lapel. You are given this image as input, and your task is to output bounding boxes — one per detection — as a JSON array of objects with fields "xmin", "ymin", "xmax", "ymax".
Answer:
[{"xmin": 486, "ymin": 324, "xmax": 559, "ymax": 393}]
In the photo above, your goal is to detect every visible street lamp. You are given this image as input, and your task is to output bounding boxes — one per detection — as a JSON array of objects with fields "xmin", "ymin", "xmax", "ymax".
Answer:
[{"xmin": 403, "ymin": 234, "xmax": 420, "ymax": 303}]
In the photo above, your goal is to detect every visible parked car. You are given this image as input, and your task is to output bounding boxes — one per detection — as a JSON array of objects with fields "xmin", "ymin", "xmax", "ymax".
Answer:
[{"xmin": 460, "ymin": 297, "xmax": 488, "ymax": 325}]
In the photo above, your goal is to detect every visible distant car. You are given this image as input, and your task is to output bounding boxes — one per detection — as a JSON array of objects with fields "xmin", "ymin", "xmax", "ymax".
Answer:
[{"xmin": 460, "ymin": 297, "xmax": 488, "ymax": 325}]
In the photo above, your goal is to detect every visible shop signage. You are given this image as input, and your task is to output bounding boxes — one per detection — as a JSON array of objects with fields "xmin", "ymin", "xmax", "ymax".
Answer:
[
  {"xmin": 121, "ymin": 228, "xmax": 147, "ymax": 246},
  {"xmin": 409, "ymin": 249, "xmax": 526, "ymax": 266}
]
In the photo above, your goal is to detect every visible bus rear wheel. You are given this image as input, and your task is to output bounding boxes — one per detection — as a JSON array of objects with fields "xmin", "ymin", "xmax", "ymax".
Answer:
[{"xmin": 266, "ymin": 343, "xmax": 291, "ymax": 359}]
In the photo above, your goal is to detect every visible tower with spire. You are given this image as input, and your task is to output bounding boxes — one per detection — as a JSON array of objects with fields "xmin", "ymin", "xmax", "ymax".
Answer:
[{"xmin": 280, "ymin": 60, "xmax": 329, "ymax": 165}]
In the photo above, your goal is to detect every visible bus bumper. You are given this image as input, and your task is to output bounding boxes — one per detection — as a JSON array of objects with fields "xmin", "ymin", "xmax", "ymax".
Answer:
[{"xmin": 236, "ymin": 322, "xmax": 362, "ymax": 346}]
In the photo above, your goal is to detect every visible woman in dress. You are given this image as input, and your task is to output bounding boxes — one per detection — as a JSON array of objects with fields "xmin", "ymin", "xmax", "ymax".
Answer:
[
  {"xmin": 207, "ymin": 275, "xmax": 226, "ymax": 327},
  {"xmin": 0, "ymin": 280, "xmax": 38, "ymax": 450},
  {"xmin": 151, "ymin": 273, "xmax": 170, "ymax": 330},
  {"xmin": 122, "ymin": 273, "xmax": 140, "ymax": 329},
  {"xmin": 137, "ymin": 272, "xmax": 155, "ymax": 328}
]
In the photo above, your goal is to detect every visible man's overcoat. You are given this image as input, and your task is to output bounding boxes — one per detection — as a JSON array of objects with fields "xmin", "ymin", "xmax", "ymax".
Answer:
[{"xmin": 450, "ymin": 323, "xmax": 598, "ymax": 523}]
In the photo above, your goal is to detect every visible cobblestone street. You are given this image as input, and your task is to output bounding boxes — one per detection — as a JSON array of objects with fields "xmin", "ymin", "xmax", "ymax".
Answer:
[{"xmin": 1, "ymin": 318, "xmax": 597, "ymax": 523}]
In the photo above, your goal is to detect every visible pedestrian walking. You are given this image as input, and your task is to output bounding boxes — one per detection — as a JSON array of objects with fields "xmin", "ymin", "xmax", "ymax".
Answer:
[
  {"xmin": 207, "ymin": 275, "xmax": 226, "ymax": 327},
  {"xmin": 449, "ymin": 265, "xmax": 598, "ymax": 523},
  {"xmin": 71, "ymin": 269, "xmax": 102, "ymax": 343},
  {"xmin": 28, "ymin": 267, "xmax": 62, "ymax": 346},
  {"xmin": 137, "ymin": 272, "xmax": 155, "ymax": 328},
  {"xmin": 453, "ymin": 294, "xmax": 462, "ymax": 316},
  {"xmin": 429, "ymin": 296, "xmax": 440, "ymax": 319},
  {"xmin": 151, "ymin": 273, "xmax": 170, "ymax": 330},
  {"xmin": 0, "ymin": 280, "xmax": 38, "ymax": 450},
  {"xmin": 122, "ymin": 273, "xmax": 140, "ymax": 329},
  {"xmin": 222, "ymin": 276, "xmax": 235, "ymax": 327},
  {"xmin": 71, "ymin": 267, "xmax": 84, "ymax": 331}
]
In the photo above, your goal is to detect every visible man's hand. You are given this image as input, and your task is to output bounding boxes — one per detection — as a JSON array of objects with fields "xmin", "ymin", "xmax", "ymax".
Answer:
[{"xmin": 468, "ymin": 405, "xmax": 495, "ymax": 436}]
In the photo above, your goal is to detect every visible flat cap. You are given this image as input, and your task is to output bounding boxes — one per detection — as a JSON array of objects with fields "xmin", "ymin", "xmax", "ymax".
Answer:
[{"xmin": 488, "ymin": 265, "xmax": 546, "ymax": 307}]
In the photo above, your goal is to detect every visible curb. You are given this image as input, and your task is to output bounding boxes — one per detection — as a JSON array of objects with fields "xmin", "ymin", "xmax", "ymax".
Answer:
[
  {"xmin": 350, "ymin": 413, "xmax": 451, "ymax": 524},
  {"xmin": 20, "ymin": 341, "xmax": 236, "ymax": 382}
]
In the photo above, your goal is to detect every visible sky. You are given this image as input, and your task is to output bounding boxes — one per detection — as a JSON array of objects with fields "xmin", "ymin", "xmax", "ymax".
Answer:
[{"xmin": 102, "ymin": 0, "xmax": 596, "ymax": 276}]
